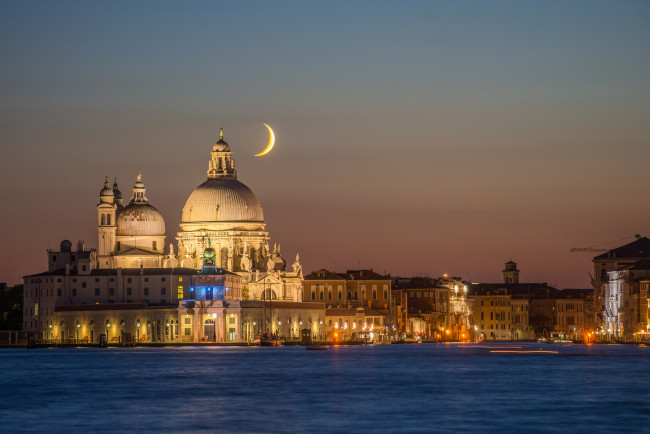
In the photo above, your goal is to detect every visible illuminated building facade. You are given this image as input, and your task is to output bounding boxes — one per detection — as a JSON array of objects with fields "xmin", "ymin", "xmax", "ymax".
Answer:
[{"xmin": 23, "ymin": 130, "xmax": 324, "ymax": 343}]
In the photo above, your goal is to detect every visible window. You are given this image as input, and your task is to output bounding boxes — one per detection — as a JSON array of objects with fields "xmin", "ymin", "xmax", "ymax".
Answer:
[
  {"xmin": 481, "ymin": 312, "xmax": 484, "ymax": 320},
  {"xmin": 57, "ymin": 278, "xmax": 61, "ymax": 283},
  {"xmin": 95, "ymin": 288, "xmax": 100, "ymax": 296},
  {"xmin": 178, "ymin": 277, "xmax": 183, "ymax": 282},
  {"xmin": 127, "ymin": 288, "xmax": 132, "ymax": 296},
  {"xmin": 229, "ymin": 317, "xmax": 235, "ymax": 324},
  {"xmin": 311, "ymin": 290, "xmax": 315, "ymax": 301},
  {"xmin": 82, "ymin": 282, "xmax": 86, "ymax": 288},
  {"xmin": 144, "ymin": 278, "xmax": 149, "ymax": 283},
  {"xmin": 144, "ymin": 288, "xmax": 149, "ymax": 295},
  {"xmin": 490, "ymin": 312, "xmax": 493, "ymax": 320},
  {"xmin": 161, "ymin": 287, "xmax": 166, "ymax": 295},
  {"xmin": 178, "ymin": 286, "xmax": 184, "ymax": 299},
  {"xmin": 384, "ymin": 290, "xmax": 388, "ymax": 299},
  {"xmin": 127, "ymin": 278, "xmax": 132, "ymax": 283},
  {"xmin": 161, "ymin": 277, "xmax": 166, "ymax": 282},
  {"xmin": 95, "ymin": 278, "xmax": 100, "ymax": 282},
  {"xmin": 107, "ymin": 215, "xmax": 111, "ymax": 225},
  {"xmin": 101, "ymin": 215, "xmax": 105, "ymax": 225},
  {"xmin": 109, "ymin": 277, "xmax": 114, "ymax": 282},
  {"xmin": 319, "ymin": 290, "xmax": 324, "ymax": 300},
  {"xmin": 152, "ymin": 241, "xmax": 157, "ymax": 251},
  {"xmin": 82, "ymin": 265, "xmax": 87, "ymax": 271},
  {"xmin": 184, "ymin": 328, "xmax": 191, "ymax": 335},
  {"xmin": 328, "ymin": 319, "xmax": 332, "ymax": 326},
  {"xmin": 328, "ymin": 291, "xmax": 332, "ymax": 300},
  {"xmin": 57, "ymin": 288, "xmax": 61, "ymax": 296},
  {"xmin": 72, "ymin": 288, "xmax": 77, "ymax": 296},
  {"xmin": 373, "ymin": 290, "xmax": 377, "ymax": 300},
  {"xmin": 117, "ymin": 242, "xmax": 121, "ymax": 250},
  {"xmin": 109, "ymin": 288, "xmax": 114, "ymax": 296},
  {"xmin": 161, "ymin": 300, "xmax": 166, "ymax": 305},
  {"xmin": 185, "ymin": 317, "xmax": 191, "ymax": 324}
]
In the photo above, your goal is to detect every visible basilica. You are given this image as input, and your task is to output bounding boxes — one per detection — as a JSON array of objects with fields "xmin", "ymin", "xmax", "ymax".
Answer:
[{"xmin": 23, "ymin": 130, "xmax": 324, "ymax": 344}]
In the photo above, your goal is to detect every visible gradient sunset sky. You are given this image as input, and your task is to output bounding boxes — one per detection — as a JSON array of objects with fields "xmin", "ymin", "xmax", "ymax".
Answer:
[{"xmin": 1, "ymin": 1, "xmax": 649, "ymax": 287}]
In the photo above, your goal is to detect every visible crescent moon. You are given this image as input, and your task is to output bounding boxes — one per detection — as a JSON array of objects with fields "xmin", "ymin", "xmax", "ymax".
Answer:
[{"xmin": 255, "ymin": 124, "xmax": 276, "ymax": 157}]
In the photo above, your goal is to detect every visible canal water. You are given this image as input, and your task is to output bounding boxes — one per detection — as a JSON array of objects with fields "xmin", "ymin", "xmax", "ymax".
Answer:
[{"xmin": 1, "ymin": 343, "xmax": 649, "ymax": 432}]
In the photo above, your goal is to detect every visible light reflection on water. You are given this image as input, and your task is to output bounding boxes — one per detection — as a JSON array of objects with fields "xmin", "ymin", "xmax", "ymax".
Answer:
[{"xmin": 1, "ymin": 344, "xmax": 649, "ymax": 432}]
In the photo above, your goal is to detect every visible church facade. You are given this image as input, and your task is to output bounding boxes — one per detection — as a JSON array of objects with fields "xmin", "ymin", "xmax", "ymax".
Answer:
[{"xmin": 23, "ymin": 130, "xmax": 324, "ymax": 344}]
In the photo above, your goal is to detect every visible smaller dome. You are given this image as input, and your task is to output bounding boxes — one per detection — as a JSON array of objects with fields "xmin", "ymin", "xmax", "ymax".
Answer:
[
  {"xmin": 113, "ymin": 181, "xmax": 122, "ymax": 200},
  {"xmin": 203, "ymin": 247, "xmax": 216, "ymax": 260},
  {"xmin": 116, "ymin": 203, "xmax": 165, "ymax": 236},
  {"xmin": 60, "ymin": 240, "xmax": 72, "ymax": 252},
  {"xmin": 100, "ymin": 178, "xmax": 113, "ymax": 197},
  {"xmin": 203, "ymin": 247, "xmax": 217, "ymax": 265}
]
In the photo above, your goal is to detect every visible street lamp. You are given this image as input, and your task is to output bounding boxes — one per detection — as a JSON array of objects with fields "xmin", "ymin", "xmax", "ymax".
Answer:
[{"xmin": 212, "ymin": 313, "xmax": 217, "ymax": 342}]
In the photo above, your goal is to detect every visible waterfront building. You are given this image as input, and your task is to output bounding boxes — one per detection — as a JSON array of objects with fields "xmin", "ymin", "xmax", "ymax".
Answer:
[
  {"xmin": 592, "ymin": 236, "xmax": 650, "ymax": 329},
  {"xmin": 469, "ymin": 261, "xmax": 589, "ymax": 341},
  {"xmin": 23, "ymin": 130, "xmax": 324, "ymax": 343},
  {"xmin": 302, "ymin": 269, "xmax": 392, "ymax": 311},
  {"xmin": 324, "ymin": 306, "xmax": 387, "ymax": 342},
  {"xmin": 393, "ymin": 276, "xmax": 472, "ymax": 340},
  {"xmin": 602, "ymin": 260, "xmax": 650, "ymax": 341}
]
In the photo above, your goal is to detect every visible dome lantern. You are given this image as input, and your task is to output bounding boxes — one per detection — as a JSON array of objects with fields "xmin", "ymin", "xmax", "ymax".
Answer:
[
  {"xmin": 130, "ymin": 171, "xmax": 148, "ymax": 203},
  {"xmin": 207, "ymin": 128, "xmax": 237, "ymax": 179}
]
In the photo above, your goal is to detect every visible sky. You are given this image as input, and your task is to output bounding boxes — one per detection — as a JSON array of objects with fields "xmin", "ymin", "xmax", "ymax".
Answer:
[{"xmin": 1, "ymin": 1, "xmax": 649, "ymax": 287}]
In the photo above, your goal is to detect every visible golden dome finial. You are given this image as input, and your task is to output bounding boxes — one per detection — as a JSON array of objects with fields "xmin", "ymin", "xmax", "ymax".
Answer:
[{"xmin": 219, "ymin": 127, "xmax": 224, "ymax": 141}]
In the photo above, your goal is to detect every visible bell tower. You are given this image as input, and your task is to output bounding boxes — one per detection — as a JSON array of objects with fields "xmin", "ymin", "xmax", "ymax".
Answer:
[
  {"xmin": 502, "ymin": 260, "xmax": 520, "ymax": 284},
  {"xmin": 97, "ymin": 177, "xmax": 117, "ymax": 268}
]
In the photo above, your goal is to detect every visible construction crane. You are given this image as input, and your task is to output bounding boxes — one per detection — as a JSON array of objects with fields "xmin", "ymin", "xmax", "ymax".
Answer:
[{"xmin": 569, "ymin": 234, "xmax": 641, "ymax": 253}]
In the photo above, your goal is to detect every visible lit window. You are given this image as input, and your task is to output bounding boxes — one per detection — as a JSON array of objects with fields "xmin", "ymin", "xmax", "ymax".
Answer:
[{"xmin": 178, "ymin": 286, "xmax": 184, "ymax": 299}]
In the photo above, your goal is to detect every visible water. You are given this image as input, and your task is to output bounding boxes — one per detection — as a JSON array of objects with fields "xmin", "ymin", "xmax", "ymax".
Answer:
[{"xmin": 1, "ymin": 343, "xmax": 649, "ymax": 433}]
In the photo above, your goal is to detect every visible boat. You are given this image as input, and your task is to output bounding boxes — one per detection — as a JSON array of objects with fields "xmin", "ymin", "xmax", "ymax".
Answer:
[
  {"xmin": 256, "ymin": 333, "xmax": 281, "ymax": 347},
  {"xmin": 403, "ymin": 332, "xmax": 421, "ymax": 344},
  {"xmin": 306, "ymin": 344, "xmax": 330, "ymax": 350}
]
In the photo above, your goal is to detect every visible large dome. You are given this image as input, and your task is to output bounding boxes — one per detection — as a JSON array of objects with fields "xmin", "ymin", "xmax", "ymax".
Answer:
[
  {"xmin": 116, "ymin": 203, "xmax": 166, "ymax": 236},
  {"xmin": 182, "ymin": 179, "xmax": 264, "ymax": 223}
]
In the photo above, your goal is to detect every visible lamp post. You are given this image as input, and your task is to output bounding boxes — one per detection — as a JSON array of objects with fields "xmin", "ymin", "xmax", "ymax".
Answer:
[{"xmin": 212, "ymin": 312, "xmax": 217, "ymax": 342}]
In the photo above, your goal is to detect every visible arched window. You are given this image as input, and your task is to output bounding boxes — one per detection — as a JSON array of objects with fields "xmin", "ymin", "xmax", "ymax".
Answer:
[
  {"xmin": 100, "ymin": 215, "xmax": 105, "ymax": 225},
  {"xmin": 361, "ymin": 289, "xmax": 366, "ymax": 300},
  {"xmin": 328, "ymin": 291, "xmax": 332, "ymax": 300},
  {"xmin": 106, "ymin": 215, "xmax": 111, "ymax": 225},
  {"xmin": 383, "ymin": 290, "xmax": 388, "ymax": 299},
  {"xmin": 319, "ymin": 290, "xmax": 324, "ymax": 300},
  {"xmin": 311, "ymin": 290, "xmax": 315, "ymax": 301},
  {"xmin": 372, "ymin": 290, "xmax": 377, "ymax": 300},
  {"xmin": 347, "ymin": 290, "xmax": 352, "ymax": 299},
  {"xmin": 354, "ymin": 291, "xmax": 358, "ymax": 300}
]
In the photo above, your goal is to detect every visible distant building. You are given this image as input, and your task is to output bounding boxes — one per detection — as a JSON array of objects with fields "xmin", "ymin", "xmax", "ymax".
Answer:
[{"xmin": 470, "ymin": 261, "xmax": 591, "ymax": 341}]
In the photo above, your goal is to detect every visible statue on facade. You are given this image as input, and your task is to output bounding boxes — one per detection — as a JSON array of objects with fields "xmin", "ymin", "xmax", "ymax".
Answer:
[
  {"xmin": 291, "ymin": 252, "xmax": 302, "ymax": 276},
  {"xmin": 267, "ymin": 255, "xmax": 275, "ymax": 272},
  {"xmin": 241, "ymin": 245, "xmax": 251, "ymax": 272}
]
